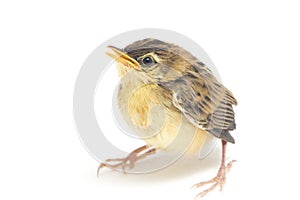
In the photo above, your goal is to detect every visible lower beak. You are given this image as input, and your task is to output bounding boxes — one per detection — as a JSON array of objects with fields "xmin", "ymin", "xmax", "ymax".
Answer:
[{"xmin": 106, "ymin": 46, "xmax": 140, "ymax": 70}]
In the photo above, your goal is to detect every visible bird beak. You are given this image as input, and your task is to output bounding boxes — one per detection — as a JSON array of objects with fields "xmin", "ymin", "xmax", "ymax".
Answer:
[{"xmin": 106, "ymin": 46, "xmax": 140, "ymax": 70}]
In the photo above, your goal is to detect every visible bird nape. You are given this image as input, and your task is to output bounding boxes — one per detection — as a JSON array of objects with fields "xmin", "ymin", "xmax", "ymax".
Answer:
[{"xmin": 98, "ymin": 38, "xmax": 237, "ymax": 198}]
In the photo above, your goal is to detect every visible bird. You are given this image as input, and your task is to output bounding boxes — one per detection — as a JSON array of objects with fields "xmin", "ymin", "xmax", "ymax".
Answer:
[{"xmin": 98, "ymin": 38, "xmax": 238, "ymax": 198}]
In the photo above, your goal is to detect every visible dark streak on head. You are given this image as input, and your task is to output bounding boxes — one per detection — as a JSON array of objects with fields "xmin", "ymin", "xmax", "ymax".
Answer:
[
  {"xmin": 192, "ymin": 66, "xmax": 200, "ymax": 73},
  {"xmin": 195, "ymin": 104, "xmax": 202, "ymax": 112},
  {"xmin": 144, "ymin": 39, "xmax": 167, "ymax": 46},
  {"xmin": 205, "ymin": 96, "xmax": 211, "ymax": 102},
  {"xmin": 197, "ymin": 61, "xmax": 205, "ymax": 66},
  {"xmin": 187, "ymin": 73, "xmax": 198, "ymax": 79}
]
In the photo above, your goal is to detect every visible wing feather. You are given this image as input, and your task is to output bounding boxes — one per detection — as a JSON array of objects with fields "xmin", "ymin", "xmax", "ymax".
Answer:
[{"xmin": 166, "ymin": 73, "xmax": 237, "ymax": 143}]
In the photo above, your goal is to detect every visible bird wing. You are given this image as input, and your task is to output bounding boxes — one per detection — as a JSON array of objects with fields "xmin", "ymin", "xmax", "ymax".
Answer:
[{"xmin": 169, "ymin": 73, "xmax": 237, "ymax": 143}]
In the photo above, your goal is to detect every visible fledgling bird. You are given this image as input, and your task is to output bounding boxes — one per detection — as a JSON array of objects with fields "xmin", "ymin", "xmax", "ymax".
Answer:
[{"xmin": 98, "ymin": 38, "xmax": 238, "ymax": 198}]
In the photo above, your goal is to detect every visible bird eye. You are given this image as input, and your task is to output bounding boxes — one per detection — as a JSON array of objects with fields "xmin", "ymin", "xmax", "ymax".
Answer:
[{"xmin": 142, "ymin": 56, "xmax": 154, "ymax": 66}]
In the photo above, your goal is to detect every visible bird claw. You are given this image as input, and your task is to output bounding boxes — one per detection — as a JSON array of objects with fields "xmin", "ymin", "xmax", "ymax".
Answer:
[
  {"xmin": 192, "ymin": 160, "xmax": 236, "ymax": 199},
  {"xmin": 97, "ymin": 154, "xmax": 138, "ymax": 176},
  {"xmin": 97, "ymin": 145, "xmax": 156, "ymax": 176}
]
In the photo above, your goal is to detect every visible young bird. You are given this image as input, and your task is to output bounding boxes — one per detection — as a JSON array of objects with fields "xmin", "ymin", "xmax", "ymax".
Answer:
[{"xmin": 98, "ymin": 38, "xmax": 237, "ymax": 198}]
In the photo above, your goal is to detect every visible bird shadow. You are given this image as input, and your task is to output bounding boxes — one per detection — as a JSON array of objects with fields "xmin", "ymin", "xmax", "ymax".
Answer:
[{"xmin": 97, "ymin": 146, "xmax": 221, "ymax": 186}]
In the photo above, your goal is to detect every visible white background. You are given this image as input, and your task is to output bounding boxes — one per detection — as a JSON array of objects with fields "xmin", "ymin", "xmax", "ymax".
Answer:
[{"xmin": 1, "ymin": 0, "xmax": 299, "ymax": 199}]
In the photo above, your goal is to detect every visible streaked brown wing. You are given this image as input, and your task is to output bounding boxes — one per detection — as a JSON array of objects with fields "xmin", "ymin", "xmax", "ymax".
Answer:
[{"xmin": 169, "ymin": 73, "xmax": 237, "ymax": 143}]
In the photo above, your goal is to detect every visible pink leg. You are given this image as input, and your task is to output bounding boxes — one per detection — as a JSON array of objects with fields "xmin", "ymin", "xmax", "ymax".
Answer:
[
  {"xmin": 97, "ymin": 145, "xmax": 156, "ymax": 176},
  {"xmin": 192, "ymin": 140, "xmax": 236, "ymax": 198}
]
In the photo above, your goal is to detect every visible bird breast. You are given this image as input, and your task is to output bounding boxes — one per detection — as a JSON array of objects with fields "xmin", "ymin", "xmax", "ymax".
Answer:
[{"xmin": 116, "ymin": 71, "xmax": 214, "ymax": 155}]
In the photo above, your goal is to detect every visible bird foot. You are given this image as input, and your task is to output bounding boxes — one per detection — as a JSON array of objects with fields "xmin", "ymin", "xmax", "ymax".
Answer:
[
  {"xmin": 97, "ymin": 145, "xmax": 156, "ymax": 176},
  {"xmin": 192, "ymin": 160, "xmax": 236, "ymax": 199}
]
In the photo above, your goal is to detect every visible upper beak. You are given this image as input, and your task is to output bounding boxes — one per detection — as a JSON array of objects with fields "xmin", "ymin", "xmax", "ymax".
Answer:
[{"xmin": 106, "ymin": 46, "xmax": 140, "ymax": 70}]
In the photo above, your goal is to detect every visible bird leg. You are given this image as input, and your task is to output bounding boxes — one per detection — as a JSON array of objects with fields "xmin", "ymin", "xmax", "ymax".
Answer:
[
  {"xmin": 192, "ymin": 140, "xmax": 236, "ymax": 198},
  {"xmin": 97, "ymin": 145, "xmax": 156, "ymax": 176}
]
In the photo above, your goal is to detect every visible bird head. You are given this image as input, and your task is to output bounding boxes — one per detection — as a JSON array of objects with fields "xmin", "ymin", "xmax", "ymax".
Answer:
[{"xmin": 106, "ymin": 38, "xmax": 204, "ymax": 84}]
